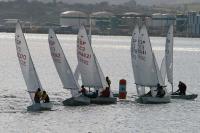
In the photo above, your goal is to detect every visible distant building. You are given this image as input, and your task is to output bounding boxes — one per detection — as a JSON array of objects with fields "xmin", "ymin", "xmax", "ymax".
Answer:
[
  {"xmin": 90, "ymin": 11, "xmax": 113, "ymax": 33},
  {"xmin": 2, "ymin": 19, "xmax": 31, "ymax": 32},
  {"xmin": 149, "ymin": 13, "xmax": 175, "ymax": 35},
  {"xmin": 60, "ymin": 11, "xmax": 88, "ymax": 31},
  {"xmin": 188, "ymin": 11, "xmax": 200, "ymax": 37},
  {"xmin": 176, "ymin": 14, "xmax": 188, "ymax": 35}
]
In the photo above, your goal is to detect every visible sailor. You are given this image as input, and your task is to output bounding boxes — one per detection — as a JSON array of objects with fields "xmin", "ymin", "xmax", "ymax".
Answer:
[
  {"xmin": 41, "ymin": 91, "xmax": 50, "ymax": 103},
  {"xmin": 34, "ymin": 88, "xmax": 42, "ymax": 103},
  {"xmin": 79, "ymin": 85, "xmax": 87, "ymax": 96},
  {"xmin": 106, "ymin": 76, "xmax": 111, "ymax": 89},
  {"xmin": 156, "ymin": 83, "xmax": 165, "ymax": 98},
  {"xmin": 174, "ymin": 81, "xmax": 187, "ymax": 95},
  {"xmin": 100, "ymin": 87, "xmax": 110, "ymax": 97}
]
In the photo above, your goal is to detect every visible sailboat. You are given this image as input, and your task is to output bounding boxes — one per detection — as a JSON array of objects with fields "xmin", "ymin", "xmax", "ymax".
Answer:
[
  {"xmin": 131, "ymin": 24, "xmax": 170, "ymax": 104},
  {"xmin": 162, "ymin": 25, "xmax": 198, "ymax": 100},
  {"xmin": 48, "ymin": 29, "xmax": 90, "ymax": 106},
  {"xmin": 15, "ymin": 22, "xmax": 52, "ymax": 111},
  {"xmin": 76, "ymin": 25, "xmax": 117, "ymax": 104}
]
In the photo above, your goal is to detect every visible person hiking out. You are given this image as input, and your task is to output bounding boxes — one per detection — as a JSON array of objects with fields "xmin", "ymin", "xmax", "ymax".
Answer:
[
  {"xmin": 41, "ymin": 91, "xmax": 50, "ymax": 103},
  {"xmin": 34, "ymin": 88, "xmax": 42, "ymax": 103},
  {"xmin": 173, "ymin": 81, "xmax": 187, "ymax": 95},
  {"xmin": 156, "ymin": 84, "xmax": 165, "ymax": 98}
]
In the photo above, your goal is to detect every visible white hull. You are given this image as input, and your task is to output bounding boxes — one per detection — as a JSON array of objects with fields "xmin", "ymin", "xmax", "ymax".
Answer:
[
  {"xmin": 63, "ymin": 95, "xmax": 90, "ymax": 106},
  {"xmin": 27, "ymin": 102, "xmax": 53, "ymax": 111},
  {"xmin": 136, "ymin": 95, "xmax": 171, "ymax": 104},
  {"xmin": 90, "ymin": 97, "xmax": 117, "ymax": 104},
  {"xmin": 171, "ymin": 94, "xmax": 198, "ymax": 100}
]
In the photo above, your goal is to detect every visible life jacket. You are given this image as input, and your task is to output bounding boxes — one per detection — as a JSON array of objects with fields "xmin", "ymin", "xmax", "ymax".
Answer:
[
  {"xmin": 100, "ymin": 87, "xmax": 110, "ymax": 97},
  {"xmin": 42, "ymin": 94, "xmax": 50, "ymax": 103},
  {"xmin": 34, "ymin": 91, "xmax": 41, "ymax": 103}
]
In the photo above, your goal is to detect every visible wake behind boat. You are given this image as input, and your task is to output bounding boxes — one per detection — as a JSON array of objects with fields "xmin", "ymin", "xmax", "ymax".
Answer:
[
  {"xmin": 76, "ymin": 25, "xmax": 117, "ymax": 104},
  {"xmin": 48, "ymin": 29, "xmax": 90, "ymax": 106},
  {"xmin": 15, "ymin": 22, "xmax": 52, "ymax": 111},
  {"xmin": 131, "ymin": 24, "xmax": 170, "ymax": 104}
]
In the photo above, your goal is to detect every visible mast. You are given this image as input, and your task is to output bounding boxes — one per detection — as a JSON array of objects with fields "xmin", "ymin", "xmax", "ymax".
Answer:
[
  {"xmin": 171, "ymin": 24, "xmax": 174, "ymax": 92},
  {"xmin": 89, "ymin": 16, "xmax": 92, "ymax": 44}
]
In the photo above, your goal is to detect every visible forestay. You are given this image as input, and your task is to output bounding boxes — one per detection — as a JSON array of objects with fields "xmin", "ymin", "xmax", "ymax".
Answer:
[
  {"xmin": 48, "ymin": 29, "xmax": 80, "ymax": 97},
  {"xmin": 77, "ymin": 25, "xmax": 107, "ymax": 89},
  {"xmin": 15, "ymin": 22, "xmax": 42, "ymax": 102}
]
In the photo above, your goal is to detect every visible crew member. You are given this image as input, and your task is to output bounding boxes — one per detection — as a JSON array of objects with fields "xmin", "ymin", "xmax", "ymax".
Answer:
[
  {"xmin": 173, "ymin": 81, "xmax": 187, "ymax": 95},
  {"xmin": 106, "ymin": 76, "xmax": 111, "ymax": 89},
  {"xmin": 156, "ymin": 84, "xmax": 165, "ymax": 98},
  {"xmin": 41, "ymin": 91, "xmax": 50, "ymax": 103},
  {"xmin": 34, "ymin": 88, "xmax": 42, "ymax": 103},
  {"xmin": 100, "ymin": 87, "xmax": 110, "ymax": 97}
]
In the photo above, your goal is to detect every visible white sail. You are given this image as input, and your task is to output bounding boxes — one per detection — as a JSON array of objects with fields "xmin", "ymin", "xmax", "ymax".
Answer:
[
  {"xmin": 165, "ymin": 25, "xmax": 173, "ymax": 86},
  {"xmin": 95, "ymin": 55, "xmax": 108, "ymax": 89},
  {"xmin": 74, "ymin": 65, "xmax": 80, "ymax": 82},
  {"xmin": 136, "ymin": 85, "xmax": 145, "ymax": 96},
  {"xmin": 160, "ymin": 56, "xmax": 166, "ymax": 84},
  {"xmin": 136, "ymin": 25, "xmax": 159, "ymax": 87},
  {"xmin": 153, "ymin": 53, "xmax": 164, "ymax": 86},
  {"xmin": 77, "ymin": 25, "xmax": 106, "ymax": 88},
  {"xmin": 48, "ymin": 29, "xmax": 80, "ymax": 97},
  {"xmin": 131, "ymin": 25, "xmax": 140, "ymax": 85},
  {"xmin": 15, "ymin": 22, "xmax": 42, "ymax": 102}
]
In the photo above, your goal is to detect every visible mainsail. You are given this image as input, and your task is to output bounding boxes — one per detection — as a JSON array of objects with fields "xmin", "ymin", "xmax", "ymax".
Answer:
[
  {"xmin": 135, "ymin": 25, "xmax": 159, "ymax": 87},
  {"xmin": 131, "ymin": 25, "xmax": 145, "ymax": 95},
  {"xmin": 15, "ymin": 22, "xmax": 42, "ymax": 102},
  {"xmin": 48, "ymin": 29, "xmax": 80, "ymax": 97},
  {"xmin": 77, "ymin": 25, "xmax": 108, "ymax": 89}
]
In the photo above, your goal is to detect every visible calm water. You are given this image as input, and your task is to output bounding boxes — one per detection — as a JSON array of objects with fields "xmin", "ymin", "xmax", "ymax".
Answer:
[{"xmin": 0, "ymin": 33, "xmax": 200, "ymax": 133}]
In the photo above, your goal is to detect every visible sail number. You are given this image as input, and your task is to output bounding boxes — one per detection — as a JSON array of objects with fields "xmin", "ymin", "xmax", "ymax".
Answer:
[
  {"xmin": 50, "ymin": 46, "xmax": 61, "ymax": 60},
  {"xmin": 17, "ymin": 53, "xmax": 27, "ymax": 65},
  {"xmin": 77, "ymin": 37, "xmax": 91, "ymax": 65},
  {"xmin": 17, "ymin": 53, "xmax": 26, "ymax": 60}
]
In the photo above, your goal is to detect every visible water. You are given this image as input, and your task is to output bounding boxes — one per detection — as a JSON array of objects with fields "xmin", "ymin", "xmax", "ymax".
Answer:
[{"xmin": 0, "ymin": 33, "xmax": 200, "ymax": 133}]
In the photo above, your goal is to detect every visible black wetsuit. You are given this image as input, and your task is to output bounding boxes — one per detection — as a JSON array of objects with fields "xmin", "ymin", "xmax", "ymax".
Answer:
[
  {"xmin": 34, "ymin": 92, "xmax": 40, "ymax": 103},
  {"xmin": 156, "ymin": 86, "xmax": 165, "ymax": 98}
]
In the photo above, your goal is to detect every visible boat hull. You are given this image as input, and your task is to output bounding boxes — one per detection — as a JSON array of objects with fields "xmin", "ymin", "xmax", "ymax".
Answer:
[
  {"xmin": 171, "ymin": 94, "xmax": 198, "ymax": 100},
  {"xmin": 63, "ymin": 95, "xmax": 90, "ymax": 106},
  {"xmin": 136, "ymin": 95, "xmax": 171, "ymax": 104},
  {"xmin": 27, "ymin": 102, "xmax": 53, "ymax": 111},
  {"xmin": 90, "ymin": 97, "xmax": 117, "ymax": 104}
]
